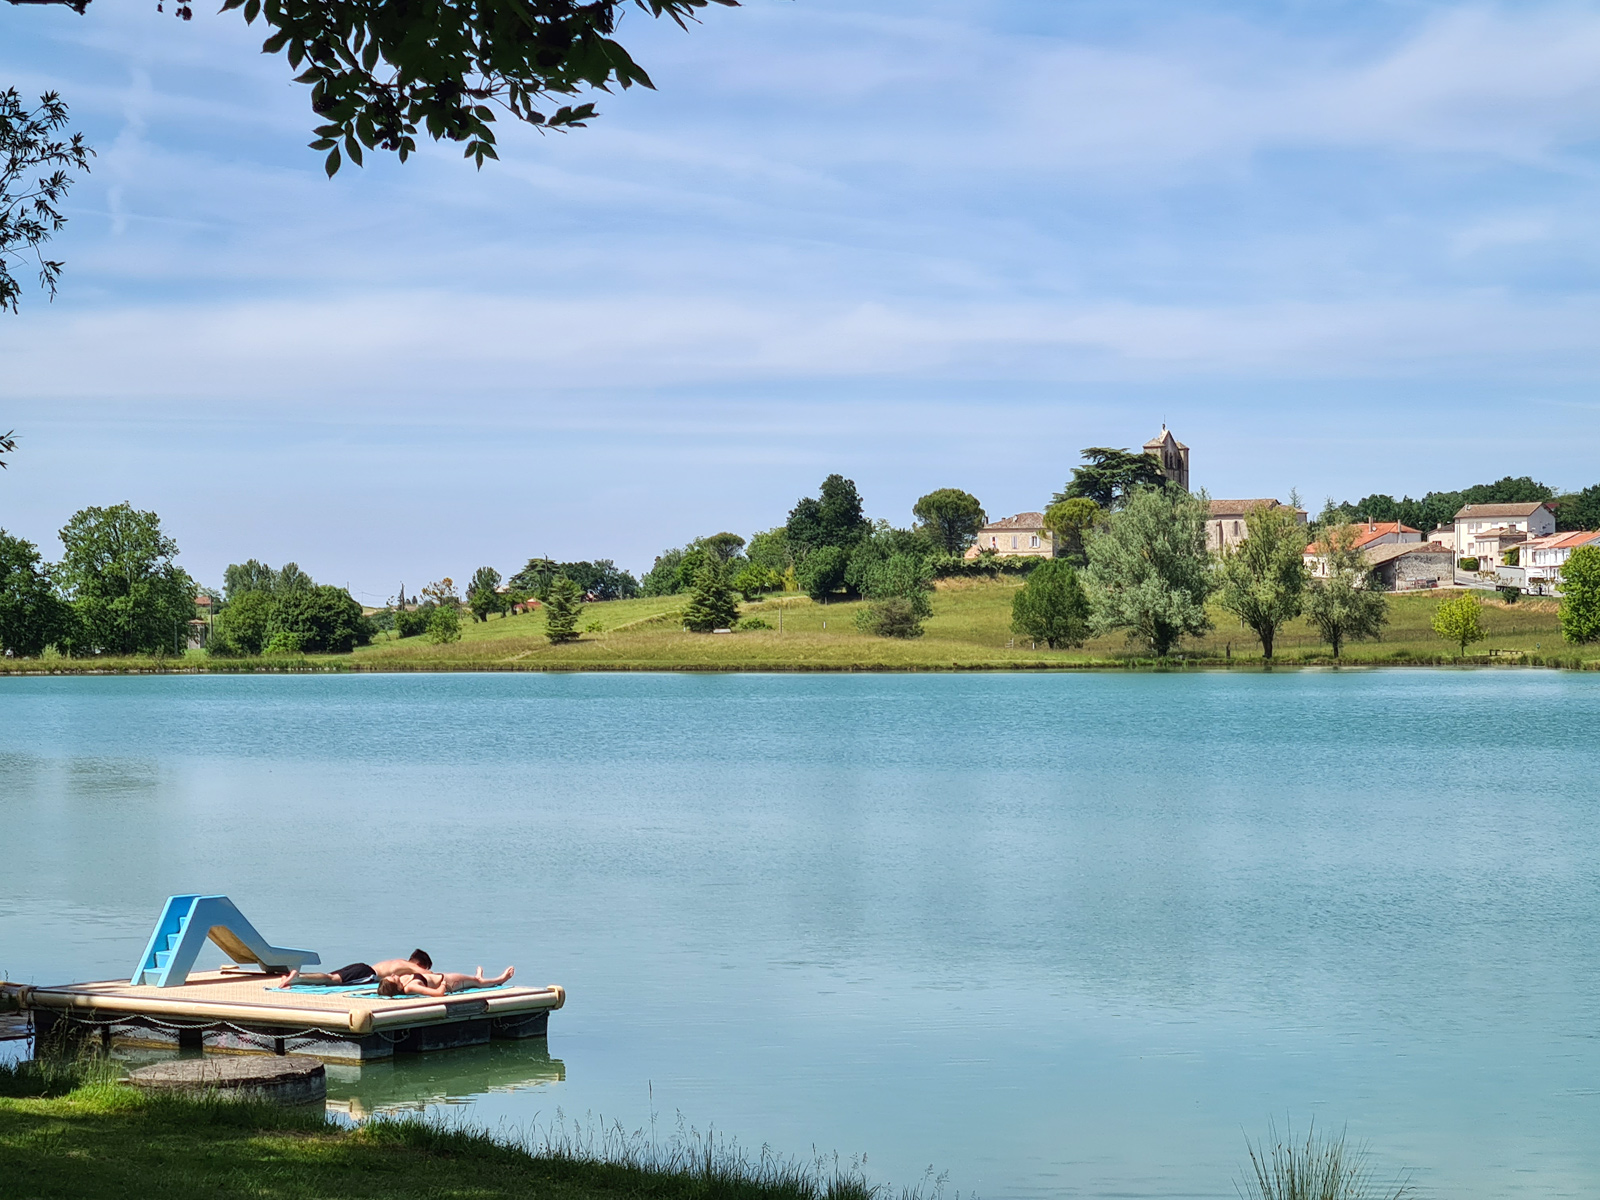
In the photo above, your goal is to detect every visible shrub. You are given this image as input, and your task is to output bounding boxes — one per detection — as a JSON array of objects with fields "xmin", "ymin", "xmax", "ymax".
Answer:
[
  {"xmin": 271, "ymin": 585, "xmax": 374, "ymax": 653},
  {"xmin": 1458, "ymin": 557, "xmax": 1479, "ymax": 571},
  {"xmin": 425, "ymin": 603, "xmax": 461, "ymax": 644},
  {"xmin": 1010, "ymin": 559, "xmax": 1090, "ymax": 648},
  {"xmin": 855, "ymin": 597, "xmax": 924, "ymax": 638},
  {"xmin": 394, "ymin": 607, "xmax": 429, "ymax": 638},
  {"xmin": 262, "ymin": 629, "xmax": 306, "ymax": 655},
  {"xmin": 1496, "ymin": 585, "xmax": 1520, "ymax": 604},
  {"xmin": 735, "ymin": 616, "xmax": 771, "ymax": 631}
]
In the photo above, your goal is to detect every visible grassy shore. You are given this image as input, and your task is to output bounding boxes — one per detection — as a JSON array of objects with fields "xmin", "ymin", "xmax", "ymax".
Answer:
[
  {"xmin": 0, "ymin": 1065, "xmax": 879, "ymax": 1200},
  {"xmin": 4, "ymin": 579, "xmax": 1596, "ymax": 673}
]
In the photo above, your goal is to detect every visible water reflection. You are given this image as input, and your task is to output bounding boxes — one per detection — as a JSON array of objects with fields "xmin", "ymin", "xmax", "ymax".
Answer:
[
  {"xmin": 324, "ymin": 1040, "xmax": 567, "ymax": 1119},
  {"xmin": 94, "ymin": 1039, "xmax": 566, "ymax": 1120}
]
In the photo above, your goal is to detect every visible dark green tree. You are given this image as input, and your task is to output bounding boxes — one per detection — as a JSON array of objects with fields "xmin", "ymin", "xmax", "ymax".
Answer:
[
  {"xmin": 1042, "ymin": 497, "xmax": 1101, "ymax": 563},
  {"xmin": 1559, "ymin": 545, "xmax": 1600, "ymax": 644},
  {"xmin": 0, "ymin": 528, "xmax": 71, "ymax": 656},
  {"xmin": 0, "ymin": 428, "xmax": 15, "ymax": 468},
  {"xmin": 270, "ymin": 585, "xmax": 373, "ymax": 652},
  {"xmin": 796, "ymin": 544, "xmax": 850, "ymax": 602},
  {"xmin": 467, "ymin": 565, "xmax": 505, "ymax": 621},
  {"xmin": 912, "ymin": 489, "xmax": 986, "ymax": 555},
  {"xmin": 1056, "ymin": 448, "xmax": 1168, "ymax": 510},
  {"xmin": 682, "ymin": 561, "xmax": 739, "ymax": 632},
  {"xmin": 1010, "ymin": 560, "xmax": 1091, "ymax": 649},
  {"xmin": 1, "ymin": 90, "xmax": 93, "ymax": 311},
  {"xmin": 786, "ymin": 474, "xmax": 870, "ymax": 558},
  {"xmin": 1556, "ymin": 484, "xmax": 1600, "ymax": 532},
  {"xmin": 543, "ymin": 575, "xmax": 583, "ymax": 643},
  {"xmin": 57, "ymin": 503, "xmax": 196, "ymax": 655}
]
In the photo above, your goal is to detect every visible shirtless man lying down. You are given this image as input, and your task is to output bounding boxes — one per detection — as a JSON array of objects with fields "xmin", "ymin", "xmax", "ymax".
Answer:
[
  {"xmin": 376, "ymin": 965, "xmax": 515, "ymax": 997},
  {"xmin": 275, "ymin": 949, "xmax": 433, "ymax": 989}
]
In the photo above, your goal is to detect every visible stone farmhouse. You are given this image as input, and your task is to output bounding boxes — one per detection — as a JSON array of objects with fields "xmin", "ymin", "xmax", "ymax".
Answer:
[
  {"xmin": 1302, "ymin": 521, "xmax": 1424, "ymax": 577},
  {"xmin": 1207, "ymin": 499, "xmax": 1308, "ymax": 553},
  {"xmin": 1361, "ymin": 543, "xmax": 1456, "ymax": 591},
  {"xmin": 967, "ymin": 513, "xmax": 1055, "ymax": 559},
  {"xmin": 1454, "ymin": 502, "xmax": 1556, "ymax": 569}
]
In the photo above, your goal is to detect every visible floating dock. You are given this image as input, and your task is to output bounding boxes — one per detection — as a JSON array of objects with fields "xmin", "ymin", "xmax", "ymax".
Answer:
[{"xmin": 4, "ymin": 970, "xmax": 565, "ymax": 1063}]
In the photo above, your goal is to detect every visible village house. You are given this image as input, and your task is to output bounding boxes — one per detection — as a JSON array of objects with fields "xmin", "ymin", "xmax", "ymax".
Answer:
[
  {"xmin": 1520, "ymin": 530, "xmax": 1600, "ymax": 594},
  {"xmin": 1453, "ymin": 502, "xmax": 1556, "ymax": 568},
  {"xmin": 1361, "ymin": 543, "xmax": 1456, "ymax": 591},
  {"xmin": 966, "ymin": 513, "xmax": 1055, "ymax": 559},
  {"xmin": 1207, "ymin": 499, "xmax": 1307, "ymax": 553},
  {"xmin": 1302, "ymin": 521, "xmax": 1423, "ymax": 577}
]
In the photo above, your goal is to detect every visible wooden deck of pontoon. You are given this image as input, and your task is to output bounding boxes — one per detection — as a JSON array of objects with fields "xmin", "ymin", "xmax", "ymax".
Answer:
[{"xmin": 5, "ymin": 971, "xmax": 565, "ymax": 1063}]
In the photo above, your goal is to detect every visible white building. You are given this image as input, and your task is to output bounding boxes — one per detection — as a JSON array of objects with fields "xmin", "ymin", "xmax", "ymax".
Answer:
[
  {"xmin": 1521, "ymin": 530, "xmax": 1600, "ymax": 593},
  {"xmin": 1453, "ymin": 502, "xmax": 1556, "ymax": 568}
]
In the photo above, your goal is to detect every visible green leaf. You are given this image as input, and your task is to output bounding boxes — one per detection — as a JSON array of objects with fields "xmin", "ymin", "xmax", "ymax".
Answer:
[
  {"xmin": 242, "ymin": 0, "xmax": 260, "ymax": 22},
  {"xmin": 343, "ymin": 134, "xmax": 363, "ymax": 167},
  {"xmin": 324, "ymin": 146, "xmax": 341, "ymax": 177},
  {"xmin": 261, "ymin": 30, "xmax": 291, "ymax": 54}
]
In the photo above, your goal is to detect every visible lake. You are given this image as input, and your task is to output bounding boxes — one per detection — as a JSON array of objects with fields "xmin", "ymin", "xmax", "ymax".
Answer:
[{"xmin": 3, "ymin": 670, "xmax": 1598, "ymax": 1199}]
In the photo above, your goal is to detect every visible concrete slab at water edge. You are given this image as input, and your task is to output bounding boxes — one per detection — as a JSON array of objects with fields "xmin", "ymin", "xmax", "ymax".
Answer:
[{"xmin": 127, "ymin": 1054, "xmax": 326, "ymax": 1105}]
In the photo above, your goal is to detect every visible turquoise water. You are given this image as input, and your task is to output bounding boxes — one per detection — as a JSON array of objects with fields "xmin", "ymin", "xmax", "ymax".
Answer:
[{"xmin": 3, "ymin": 671, "xmax": 1599, "ymax": 1198}]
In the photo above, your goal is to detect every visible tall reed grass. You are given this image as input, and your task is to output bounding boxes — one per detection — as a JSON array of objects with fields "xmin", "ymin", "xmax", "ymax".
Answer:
[{"xmin": 1238, "ymin": 1121, "xmax": 1411, "ymax": 1200}]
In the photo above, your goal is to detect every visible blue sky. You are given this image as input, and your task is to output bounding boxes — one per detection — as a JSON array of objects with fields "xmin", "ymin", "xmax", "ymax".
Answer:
[{"xmin": 4, "ymin": 0, "xmax": 1600, "ymax": 599}]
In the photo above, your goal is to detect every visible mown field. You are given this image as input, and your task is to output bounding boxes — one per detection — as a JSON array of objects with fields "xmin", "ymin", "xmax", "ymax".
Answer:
[{"xmin": 7, "ymin": 578, "xmax": 1596, "ymax": 673}]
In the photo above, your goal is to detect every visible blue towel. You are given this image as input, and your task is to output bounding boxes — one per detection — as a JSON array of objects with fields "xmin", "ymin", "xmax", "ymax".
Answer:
[
  {"xmin": 352, "ymin": 983, "xmax": 519, "ymax": 1001},
  {"xmin": 266, "ymin": 982, "xmax": 374, "ymax": 995}
]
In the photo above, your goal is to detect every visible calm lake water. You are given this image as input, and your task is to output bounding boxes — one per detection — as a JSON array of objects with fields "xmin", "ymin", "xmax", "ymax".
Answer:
[{"xmin": 3, "ymin": 671, "xmax": 1599, "ymax": 1198}]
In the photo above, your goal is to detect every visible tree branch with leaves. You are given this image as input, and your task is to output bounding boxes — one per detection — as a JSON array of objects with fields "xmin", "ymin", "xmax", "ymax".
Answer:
[{"xmin": 0, "ymin": 89, "xmax": 92, "ymax": 311}]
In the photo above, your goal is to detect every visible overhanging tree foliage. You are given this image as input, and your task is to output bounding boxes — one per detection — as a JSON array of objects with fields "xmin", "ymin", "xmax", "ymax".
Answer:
[
  {"xmin": 0, "ymin": 89, "xmax": 92, "ymax": 311},
  {"xmin": 12, "ymin": 0, "xmax": 736, "ymax": 175}
]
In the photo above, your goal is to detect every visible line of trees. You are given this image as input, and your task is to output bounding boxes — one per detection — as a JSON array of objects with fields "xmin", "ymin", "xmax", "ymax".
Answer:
[
  {"xmin": 0, "ymin": 504, "xmax": 199, "ymax": 657},
  {"xmin": 1324, "ymin": 476, "xmax": 1600, "ymax": 535}
]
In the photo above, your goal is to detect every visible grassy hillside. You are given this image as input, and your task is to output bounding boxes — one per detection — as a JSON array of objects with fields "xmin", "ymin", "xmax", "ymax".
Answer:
[{"xmin": 8, "ymin": 579, "xmax": 1591, "ymax": 673}]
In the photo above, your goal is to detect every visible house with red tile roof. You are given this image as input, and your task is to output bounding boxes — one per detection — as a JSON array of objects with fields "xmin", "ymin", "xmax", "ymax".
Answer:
[
  {"xmin": 1521, "ymin": 530, "xmax": 1600, "ymax": 593},
  {"xmin": 1304, "ymin": 521, "xmax": 1424, "ymax": 575}
]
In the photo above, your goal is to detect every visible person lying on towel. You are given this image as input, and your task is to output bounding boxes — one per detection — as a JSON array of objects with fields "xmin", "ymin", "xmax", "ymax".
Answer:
[
  {"xmin": 377, "ymin": 965, "xmax": 515, "ymax": 997},
  {"xmin": 275, "ymin": 949, "xmax": 433, "ymax": 989}
]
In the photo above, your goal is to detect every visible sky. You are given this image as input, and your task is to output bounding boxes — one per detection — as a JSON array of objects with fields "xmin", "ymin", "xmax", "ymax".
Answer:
[{"xmin": 3, "ymin": 0, "xmax": 1600, "ymax": 600}]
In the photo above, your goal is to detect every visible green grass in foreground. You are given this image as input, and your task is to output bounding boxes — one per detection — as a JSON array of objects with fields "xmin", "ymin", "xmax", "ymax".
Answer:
[
  {"xmin": 6, "ymin": 580, "xmax": 1598, "ymax": 673},
  {"xmin": 0, "ymin": 1061, "xmax": 884, "ymax": 1200}
]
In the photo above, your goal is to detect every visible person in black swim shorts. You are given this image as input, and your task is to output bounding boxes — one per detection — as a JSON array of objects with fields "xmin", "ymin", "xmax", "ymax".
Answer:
[{"xmin": 274, "ymin": 949, "xmax": 432, "ymax": 989}]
